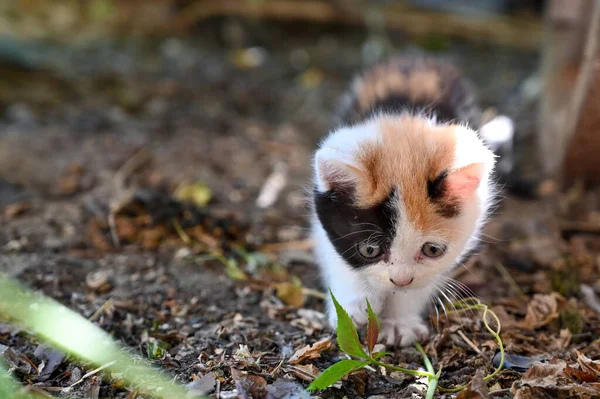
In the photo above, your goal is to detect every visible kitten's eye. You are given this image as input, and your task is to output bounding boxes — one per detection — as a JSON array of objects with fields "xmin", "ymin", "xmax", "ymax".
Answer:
[
  {"xmin": 421, "ymin": 242, "xmax": 447, "ymax": 258},
  {"xmin": 357, "ymin": 242, "xmax": 382, "ymax": 259}
]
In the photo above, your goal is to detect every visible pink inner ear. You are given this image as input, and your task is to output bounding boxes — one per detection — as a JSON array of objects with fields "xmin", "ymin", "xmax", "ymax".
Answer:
[{"xmin": 446, "ymin": 163, "xmax": 485, "ymax": 199}]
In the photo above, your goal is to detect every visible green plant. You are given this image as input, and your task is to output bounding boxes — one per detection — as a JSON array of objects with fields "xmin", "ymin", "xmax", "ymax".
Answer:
[
  {"xmin": 0, "ymin": 275, "xmax": 203, "ymax": 399},
  {"xmin": 306, "ymin": 290, "xmax": 505, "ymax": 398}
]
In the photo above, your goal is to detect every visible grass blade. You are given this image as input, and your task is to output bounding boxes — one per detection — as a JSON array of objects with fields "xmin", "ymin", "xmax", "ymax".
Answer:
[{"xmin": 0, "ymin": 275, "xmax": 199, "ymax": 399}]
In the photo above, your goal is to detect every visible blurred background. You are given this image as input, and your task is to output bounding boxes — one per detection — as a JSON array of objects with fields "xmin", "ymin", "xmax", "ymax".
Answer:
[{"xmin": 2, "ymin": 1, "xmax": 600, "ymax": 398}]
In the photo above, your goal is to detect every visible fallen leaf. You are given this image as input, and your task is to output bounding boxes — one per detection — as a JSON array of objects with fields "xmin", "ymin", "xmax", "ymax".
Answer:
[
  {"xmin": 274, "ymin": 282, "xmax": 304, "ymax": 308},
  {"xmin": 231, "ymin": 368, "xmax": 267, "ymax": 399},
  {"xmin": 3, "ymin": 202, "xmax": 31, "ymax": 219},
  {"xmin": 577, "ymin": 351, "xmax": 600, "ymax": 379},
  {"xmin": 288, "ymin": 338, "xmax": 332, "ymax": 365},
  {"xmin": 521, "ymin": 358, "xmax": 567, "ymax": 387},
  {"xmin": 523, "ymin": 293, "xmax": 563, "ymax": 329},
  {"xmin": 33, "ymin": 344, "xmax": 65, "ymax": 381},
  {"xmin": 56, "ymin": 174, "xmax": 80, "ymax": 196},
  {"xmin": 457, "ymin": 368, "xmax": 490, "ymax": 399},
  {"xmin": 233, "ymin": 344, "xmax": 256, "ymax": 367},
  {"xmin": 265, "ymin": 378, "xmax": 311, "ymax": 399},
  {"xmin": 186, "ymin": 372, "xmax": 216, "ymax": 396},
  {"xmin": 0, "ymin": 344, "xmax": 33, "ymax": 375},
  {"xmin": 563, "ymin": 366, "xmax": 599, "ymax": 383},
  {"xmin": 490, "ymin": 305, "xmax": 518, "ymax": 330},
  {"xmin": 549, "ymin": 328, "xmax": 572, "ymax": 350},
  {"xmin": 285, "ymin": 364, "xmax": 320, "ymax": 382},
  {"xmin": 175, "ymin": 182, "xmax": 212, "ymax": 208}
]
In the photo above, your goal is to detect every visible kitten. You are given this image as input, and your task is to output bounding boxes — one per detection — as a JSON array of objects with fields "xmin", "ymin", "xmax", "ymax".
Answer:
[{"xmin": 310, "ymin": 57, "xmax": 513, "ymax": 347}]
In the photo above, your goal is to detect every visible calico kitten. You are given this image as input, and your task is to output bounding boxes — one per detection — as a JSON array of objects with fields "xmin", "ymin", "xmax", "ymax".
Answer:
[{"xmin": 311, "ymin": 57, "xmax": 513, "ymax": 346}]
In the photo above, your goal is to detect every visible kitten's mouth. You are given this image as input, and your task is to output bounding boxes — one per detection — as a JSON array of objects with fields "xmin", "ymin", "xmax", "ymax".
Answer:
[{"xmin": 390, "ymin": 277, "xmax": 414, "ymax": 287}]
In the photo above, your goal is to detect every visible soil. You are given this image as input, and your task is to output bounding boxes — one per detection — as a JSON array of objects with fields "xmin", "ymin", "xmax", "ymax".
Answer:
[{"xmin": 1, "ymin": 19, "xmax": 600, "ymax": 399}]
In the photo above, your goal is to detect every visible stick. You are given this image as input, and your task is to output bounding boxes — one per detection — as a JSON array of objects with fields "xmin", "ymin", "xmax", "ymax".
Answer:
[{"xmin": 457, "ymin": 329, "xmax": 482, "ymax": 355}]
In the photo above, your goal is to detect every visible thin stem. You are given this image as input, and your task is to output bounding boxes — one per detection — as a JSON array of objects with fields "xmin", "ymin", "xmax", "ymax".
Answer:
[
  {"xmin": 437, "ymin": 302, "xmax": 505, "ymax": 392},
  {"xmin": 415, "ymin": 343, "xmax": 434, "ymax": 374},
  {"xmin": 414, "ymin": 344, "xmax": 439, "ymax": 399},
  {"xmin": 370, "ymin": 359, "xmax": 434, "ymax": 378}
]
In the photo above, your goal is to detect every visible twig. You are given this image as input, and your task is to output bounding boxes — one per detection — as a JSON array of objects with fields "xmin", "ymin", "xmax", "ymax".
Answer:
[
  {"xmin": 560, "ymin": 0, "xmax": 600, "ymax": 169},
  {"xmin": 113, "ymin": 148, "xmax": 152, "ymax": 191},
  {"xmin": 256, "ymin": 162, "xmax": 288, "ymax": 209},
  {"xmin": 89, "ymin": 298, "xmax": 114, "ymax": 322},
  {"xmin": 67, "ymin": 360, "xmax": 118, "ymax": 389},
  {"xmin": 301, "ymin": 287, "xmax": 327, "ymax": 300},
  {"xmin": 109, "ymin": 148, "xmax": 152, "ymax": 248},
  {"xmin": 457, "ymin": 330, "xmax": 482, "ymax": 355},
  {"xmin": 493, "ymin": 262, "xmax": 525, "ymax": 299}
]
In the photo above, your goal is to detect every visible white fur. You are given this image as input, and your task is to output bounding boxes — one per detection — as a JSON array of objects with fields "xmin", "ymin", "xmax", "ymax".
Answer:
[{"xmin": 311, "ymin": 115, "xmax": 495, "ymax": 347}]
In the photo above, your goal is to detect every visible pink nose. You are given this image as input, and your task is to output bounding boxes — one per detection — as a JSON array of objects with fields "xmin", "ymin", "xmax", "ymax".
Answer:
[{"xmin": 390, "ymin": 277, "xmax": 414, "ymax": 287}]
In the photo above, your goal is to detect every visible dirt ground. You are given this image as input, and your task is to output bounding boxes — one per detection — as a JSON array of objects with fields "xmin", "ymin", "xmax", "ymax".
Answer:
[{"xmin": 1, "ymin": 20, "xmax": 600, "ymax": 399}]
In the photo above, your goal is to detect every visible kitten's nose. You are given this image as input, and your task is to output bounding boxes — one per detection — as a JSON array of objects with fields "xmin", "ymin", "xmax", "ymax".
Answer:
[{"xmin": 390, "ymin": 277, "xmax": 414, "ymax": 287}]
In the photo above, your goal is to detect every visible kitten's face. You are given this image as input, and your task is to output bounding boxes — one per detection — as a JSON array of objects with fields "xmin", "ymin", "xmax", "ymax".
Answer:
[{"xmin": 313, "ymin": 114, "xmax": 495, "ymax": 292}]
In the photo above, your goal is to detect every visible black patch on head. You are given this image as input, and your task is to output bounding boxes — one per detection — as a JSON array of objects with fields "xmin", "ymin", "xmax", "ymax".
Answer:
[
  {"xmin": 314, "ymin": 187, "xmax": 397, "ymax": 269},
  {"xmin": 427, "ymin": 170, "xmax": 449, "ymax": 199},
  {"xmin": 427, "ymin": 171, "xmax": 462, "ymax": 218}
]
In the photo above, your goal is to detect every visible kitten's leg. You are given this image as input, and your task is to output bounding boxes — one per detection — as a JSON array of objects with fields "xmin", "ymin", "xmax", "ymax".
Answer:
[{"xmin": 377, "ymin": 285, "xmax": 434, "ymax": 347}]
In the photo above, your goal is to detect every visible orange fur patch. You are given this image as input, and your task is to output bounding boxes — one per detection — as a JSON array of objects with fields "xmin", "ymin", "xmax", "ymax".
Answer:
[
  {"xmin": 355, "ymin": 58, "xmax": 446, "ymax": 115},
  {"xmin": 351, "ymin": 115, "xmax": 460, "ymax": 236}
]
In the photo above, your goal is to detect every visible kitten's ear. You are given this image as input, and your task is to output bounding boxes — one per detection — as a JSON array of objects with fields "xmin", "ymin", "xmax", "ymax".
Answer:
[
  {"xmin": 478, "ymin": 115, "xmax": 514, "ymax": 152},
  {"xmin": 448, "ymin": 125, "xmax": 496, "ymax": 200},
  {"xmin": 446, "ymin": 163, "xmax": 486, "ymax": 199},
  {"xmin": 314, "ymin": 147, "xmax": 362, "ymax": 192}
]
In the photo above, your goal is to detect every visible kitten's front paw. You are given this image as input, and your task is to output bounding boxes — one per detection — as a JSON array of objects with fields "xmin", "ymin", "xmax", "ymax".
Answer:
[{"xmin": 378, "ymin": 319, "xmax": 429, "ymax": 347}]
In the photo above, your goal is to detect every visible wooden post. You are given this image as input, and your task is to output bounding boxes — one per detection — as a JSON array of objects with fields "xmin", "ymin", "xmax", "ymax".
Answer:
[{"xmin": 538, "ymin": 0, "xmax": 600, "ymax": 187}]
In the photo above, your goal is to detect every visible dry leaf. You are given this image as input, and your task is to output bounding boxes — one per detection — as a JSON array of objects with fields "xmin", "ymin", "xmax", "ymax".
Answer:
[
  {"xmin": 3, "ymin": 201, "xmax": 31, "ymax": 219},
  {"xmin": 233, "ymin": 344, "xmax": 256, "ymax": 367},
  {"xmin": 274, "ymin": 282, "xmax": 304, "ymax": 308},
  {"xmin": 231, "ymin": 368, "xmax": 267, "ymax": 399},
  {"xmin": 563, "ymin": 366, "xmax": 599, "ymax": 383},
  {"xmin": 288, "ymin": 338, "xmax": 332, "ymax": 365},
  {"xmin": 457, "ymin": 368, "xmax": 490, "ymax": 399},
  {"xmin": 490, "ymin": 305, "xmax": 518, "ymax": 330},
  {"xmin": 523, "ymin": 293, "xmax": 563, "ymax": 329},
  {"xmin": 577, "ymin": 351, "xmax": 600, "ymax": 379},
  {"xmin": 521, "ymin": 358, "xmax": 567, "ymax": 387},
  {"xmin": 186, "ymin": 372, "xmax": 217, "ymax": 396},
  {"xmin": 549, "ymin": 329, "xmax": 572, "ymax": 350},
  {"xmin": 285, "ymin": 364, "xmax": 320, "ymax": 382}
]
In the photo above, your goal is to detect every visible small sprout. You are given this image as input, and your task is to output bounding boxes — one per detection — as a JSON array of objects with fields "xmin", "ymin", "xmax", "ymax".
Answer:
[
  {"xmin": 146, "ymin": 340, "xmax": 168, "ymax": 360},
  {"xmin": 306, "ymin": 291, "xmax": 505, "ymax": 399}
]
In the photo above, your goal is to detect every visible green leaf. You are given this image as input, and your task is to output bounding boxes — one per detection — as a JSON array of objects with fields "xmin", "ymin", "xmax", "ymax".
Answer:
[
  {"xmin": 366, "ymin": 298, "xmax": 380, "ymax": 354},
  {"xmin": 329, "ymin": 289, "xmax": 367, "ymax": 359},
  {"xmin": 306, "ymin": 359, "xmax": 370, "ymax": 392},
  {"xmin": 146, "ymin": 340, "xmax": 168, "ymax": 360},
  {"xmin": 372, "ymin": 351, "xmax": 390, "ymax": 359},
  {"xmin": 224, "ymin": 259, "xmax": 248, "ymax": 281}
]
